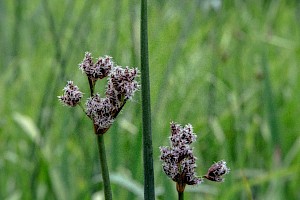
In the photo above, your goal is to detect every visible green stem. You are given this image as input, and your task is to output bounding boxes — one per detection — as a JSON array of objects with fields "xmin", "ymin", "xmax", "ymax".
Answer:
[
  {"xmin": 89, "ymin": 76, "xmax": 112, "ymax": 199},
  {"xmin": 97, "ymin": 133, "xmax": 112, "ymax": 200},
  {"xmin": 178, "ymin": 191, "xmax": 184, "ymax": 200},
  {"xmin": 141, "ymin": 0, "xmax": 155, "ymax": 199}
]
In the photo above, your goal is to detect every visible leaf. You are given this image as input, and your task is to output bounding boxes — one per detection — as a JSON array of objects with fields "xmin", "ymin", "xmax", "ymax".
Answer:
[
  {"xmin": 49, "ymin": 168, "xmax": 68, "ymax": 200},
  {"xmin": 93, "ymin": 172, "xmax": 144, "ymax": 199},
  {"xmin": 13, "ymin": 112, "xmax": 41, "ymax": 145}
]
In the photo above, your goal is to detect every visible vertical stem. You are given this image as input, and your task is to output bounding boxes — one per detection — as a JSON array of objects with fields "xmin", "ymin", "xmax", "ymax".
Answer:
[
  {"xmin": 141, "ymin": 0, "xmax": 155, "ymax": 199},
  {"xmin": 97, "ymin": 134, "xmax": 112, "ymax": 200},
  {"xmin": 90, "ymin": 75, "xmax": 112, "ymax": 199},
  {"xmin": 178, "ymin": 191, "xmax": 184, "ymax": 200},
  {"xmin": 176, "ymin": 182, "xmax": 185, "ymax": 200}
]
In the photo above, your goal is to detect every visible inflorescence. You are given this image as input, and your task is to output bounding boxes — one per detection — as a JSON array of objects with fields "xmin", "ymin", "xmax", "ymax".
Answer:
[
  {"xmin": 58, "ymin": 52, "xmax": 140, "ymax": 134},
  {"xmin": 203, "ymin": 160, "xmax": 230, "ymax": 182},
  {"xmin": 160, "ymin": 122, "xmax": 203, "ymax": 192},
  {"xmin": 58, "ymin": 81, "xmax": 83, "ymax": 107},
  {"xmin": 160, "ymin": 122, "xmax": 230, "ymax": 193},
  {"xmin": 79, "ymin": 52, "xmax": 113, "ymax": 80}
]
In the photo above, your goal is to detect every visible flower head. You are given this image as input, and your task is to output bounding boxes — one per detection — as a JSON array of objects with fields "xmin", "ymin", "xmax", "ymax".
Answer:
[
  {"xmin": 204, "ymin": 160, "xmax": 230, "ymax": 182},
  {"xmin": 86, "ymin": 94, "xmax": 114, "ymax": 130},
  {"xmin": 58, "ymin": 52, "xmax": 140, "ymax": 135},
  {"xmin": 106, "ymin": 66, "xmax": 140, "ymax": 110},
  {"xmin": 160, "ymin": 122, "xmax": 203, "ymax": 192},
  {"xmin": 79, "ymin": 52, "xmax": 113, "ymax": 80},
  {"xmin": 170, "ymin": 123, "xmax": 197, "ymax": 147},
  {"xmin": 58, "ymin": 81, "xmax": 83, "ymax": 107}
]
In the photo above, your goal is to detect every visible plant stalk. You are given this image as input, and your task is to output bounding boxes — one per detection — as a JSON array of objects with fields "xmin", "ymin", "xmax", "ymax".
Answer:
[
  {"xmin": 178, "ymin": 191, "xmax": 184, "ymax": 200},
  {"xmin": 97, "ymin": 133, "xmax": 112, "ymax": 200},
  {"xmin": 141, "ymin": 0, "xmax": 155, "ymax": 199},
  {"xmin": 88, "ymin": 76, "xmax": 112, "ymax": 199}
]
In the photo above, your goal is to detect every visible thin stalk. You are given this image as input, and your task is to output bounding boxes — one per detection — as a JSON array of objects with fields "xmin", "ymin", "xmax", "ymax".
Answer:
[
  {"xmin": 96, "ymin": 133, "xmax": 112, "ymax": 200},
  {"xmin": 176, "ymin": 182, "xmax": 185, "ymax": 200},
  {"xmin": 178, "ymin": 191, "xmax": 184, "ymax": 200},
  {"xmin": 88, "ymin": 76, "xmax": 112, "ymax": 199},
  {"xmin": 141, "ymin": 0, "xmax": 155, "ymax": 199}
]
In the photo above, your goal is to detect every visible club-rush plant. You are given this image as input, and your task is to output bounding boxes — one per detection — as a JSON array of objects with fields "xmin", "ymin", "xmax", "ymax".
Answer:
[
  {"xmin": 58, "ymin": 52, "xmax": 140, "ymax": 199},
  {"xmin": 160, "ymin": 122, "xmax": 230, "ymax": 200}
]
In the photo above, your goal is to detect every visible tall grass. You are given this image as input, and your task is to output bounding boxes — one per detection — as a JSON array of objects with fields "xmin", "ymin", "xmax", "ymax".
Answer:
[{"xmin": 1, "ymin": 0, "xmax": 300, "ymax": 199}]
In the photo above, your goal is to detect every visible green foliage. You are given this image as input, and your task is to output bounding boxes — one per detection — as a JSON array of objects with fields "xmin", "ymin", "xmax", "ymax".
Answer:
[{"xmin": 1, "ymin": 0, "xmax": 300, "ymax": 199}]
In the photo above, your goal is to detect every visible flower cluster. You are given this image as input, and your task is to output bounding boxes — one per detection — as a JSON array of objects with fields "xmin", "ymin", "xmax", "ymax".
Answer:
[
  {"xmin": 58, "ymin": 81, "xmax": 83, "ymax": 107},
  {"xmin": 79, "ymin": 52, "xmax": 113, "ymax": 80},
  {"xmin": 160, "ymin": 122, "xmax": 203, "ymax": 192},
  {"xmin": 58, "ymin": 52, "xmax": 139, "ymax": 134},
  {"xmin": 160, "ymin": 122, "xmax": 231, "ymax": 193},
  {"xmin": 86, "ymin": 94, "xmax": 114, "ymax": 129},
  {"xmin": 106, "ymin": 66, "xmax": 139, "ymax": 110},
  {"xmin": 204, "ymin": 160, "xmax": 230, "ymax": 182}
]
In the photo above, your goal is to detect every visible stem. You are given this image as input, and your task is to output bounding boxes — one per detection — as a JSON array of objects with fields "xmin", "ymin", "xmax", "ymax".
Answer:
[
  {"xmin": 176, "ymin": 181, "xmax": 186, "ymax": 200},
  {"xmin": 178, "ymin": 191, "xmax": 184, "ymax": 200},
  {"xmin": 88, "ymin": 76, "xmax": 112, "ymax": 199},
  {"xmin": 88, "ymin": 77, "xmax": 95, "ymax": 97},
  {"xmin": 97, "ymin": 133, "xmax": 112, "ymax": 200},
  {"xmin": 141, "ymin": 0, "xmax": 155, "ymax": 199}
]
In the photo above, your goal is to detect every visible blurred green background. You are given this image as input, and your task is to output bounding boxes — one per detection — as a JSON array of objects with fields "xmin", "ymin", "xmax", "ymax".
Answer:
[{"xmin": 1, "ymin": 0, "xmax": 300, "ymax": 199}]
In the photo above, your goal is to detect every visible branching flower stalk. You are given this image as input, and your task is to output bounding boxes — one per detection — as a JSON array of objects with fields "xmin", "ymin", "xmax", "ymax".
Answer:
[
  {"xmin": 160, "ymin": 122, "xmax": 230, "ymax": 200},
  {"xmin": 58, "ymin": 52, "xmax": 140, "ymax": 200}
]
